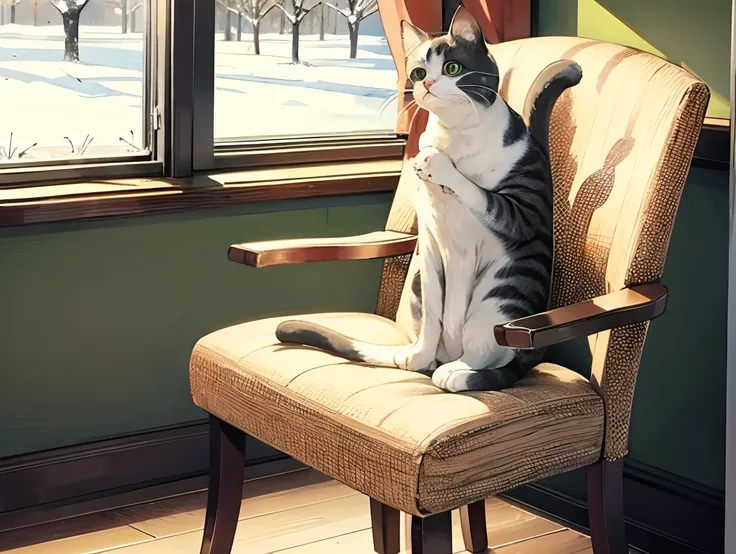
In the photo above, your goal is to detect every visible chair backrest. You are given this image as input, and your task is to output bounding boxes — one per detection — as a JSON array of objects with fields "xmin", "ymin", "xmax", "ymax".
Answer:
[{"xmin": 376, "ymin": 36, "xmax": 709, "ymax": 461}]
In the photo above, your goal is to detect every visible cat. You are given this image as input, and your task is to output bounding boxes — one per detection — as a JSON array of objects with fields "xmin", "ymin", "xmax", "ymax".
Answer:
[{"xmin": 275, "ymin": 6, "xmax": 582, "ymax": 392}]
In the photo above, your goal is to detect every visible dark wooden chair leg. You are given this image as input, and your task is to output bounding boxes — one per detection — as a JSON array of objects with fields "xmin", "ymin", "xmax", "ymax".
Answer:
[
  {"xmin": 460, "ymin": 500, "xmax": 488, "ymax": 553},
  {"xmin": 200, "ymin": 415, "xmax": 246, "ymax": 554},
  {"xmin": 407, "ymin": 510, "xmax": 452, "ymax": 554},
  {"xmin": 587, "ymin": 458, "xmax": 627, "ymax": 554},
  {"xmin": 369, "ymin": 499, "xmax": 400, "ymax": 554}
]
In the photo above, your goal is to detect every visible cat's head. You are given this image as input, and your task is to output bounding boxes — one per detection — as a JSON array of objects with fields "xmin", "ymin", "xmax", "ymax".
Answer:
[{"xmin": 401, "ymin": 6, "xmax": 499, "ymax": 125}]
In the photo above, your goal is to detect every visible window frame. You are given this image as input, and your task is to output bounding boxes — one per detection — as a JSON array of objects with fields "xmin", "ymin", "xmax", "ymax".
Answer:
[
  {"xmin": 187, "ymin": 0, "xmax": 407, "ymax": 173},
  {"xmin": 0, "ymin": 0, "xmax": 167, "ymax": 186},
  {"xmin": 0, "ymin": 0, "xmax": 726, "ymax": 190}
]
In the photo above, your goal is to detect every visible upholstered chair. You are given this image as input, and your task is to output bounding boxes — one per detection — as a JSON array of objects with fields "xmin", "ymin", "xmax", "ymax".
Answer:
[{"xmin": 188, "ymin": 15, "xmax": 709, "ymax": 554}]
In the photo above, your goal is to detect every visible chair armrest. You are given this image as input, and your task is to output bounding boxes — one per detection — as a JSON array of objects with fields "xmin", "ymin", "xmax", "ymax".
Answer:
[
  {"xmin": 493, "ymin": 283, "xmax": 668, "ymax": 349},
  {"xmin": 228, "ymin": 231, "xmax": 417, "ymax": 268}
]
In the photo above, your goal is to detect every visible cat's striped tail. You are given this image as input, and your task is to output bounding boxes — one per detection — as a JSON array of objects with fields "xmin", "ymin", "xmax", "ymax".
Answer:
[
  {"xmin": 275, "ymin": 320, "xmax": 403, "ymax": 367},
  {"xmin": 524, "ymin": 59, "xmax": 583, "ymax": 153}
]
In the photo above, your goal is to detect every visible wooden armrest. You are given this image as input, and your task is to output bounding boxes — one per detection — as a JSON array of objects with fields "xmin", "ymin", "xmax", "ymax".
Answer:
[
  {"xmin": 228, "ymin": 231, "xmax": 417, "ymax": 268},
  {"xmin": 494, "ymin": 283, "xmax": 668, "ymax": 349}
]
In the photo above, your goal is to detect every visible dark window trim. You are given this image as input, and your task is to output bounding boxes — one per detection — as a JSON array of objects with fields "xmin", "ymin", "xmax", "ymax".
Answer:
[{"xmin": 692, "ymin": 119, "xmax": 730, "ymax": 169}]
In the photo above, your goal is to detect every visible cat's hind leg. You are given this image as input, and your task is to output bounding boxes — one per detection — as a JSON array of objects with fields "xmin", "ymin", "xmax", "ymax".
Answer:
[{"xmin": 431, "ymin": 301, "xmax": 522, "ymax": 392}]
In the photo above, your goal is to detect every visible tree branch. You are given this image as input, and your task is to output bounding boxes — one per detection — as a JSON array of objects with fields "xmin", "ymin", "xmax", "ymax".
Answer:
[
  {"xmin": 296, "ymin": 1, "xmax": 318, "ymax": 23},
  {"xmin": 358, "ymin": 4, "xmax": 377, "ymax": 21},
  {"xmin": 270, "ymin": 0, "xmax": 296, "ymax": 23},
  {"xmin": 49, "ymin": 0, "xmax": 64, "ymax": 15},
  {"xmin": 215, "ymin": 0, "xmax": 241, "ymax": 15},
  {"xmin": 323, "ymin": 2, "xmax": 348, "ymax": 17},
  {"xmin": 260, "ymin": 1, "xmax": 277, "ymax": 19}
]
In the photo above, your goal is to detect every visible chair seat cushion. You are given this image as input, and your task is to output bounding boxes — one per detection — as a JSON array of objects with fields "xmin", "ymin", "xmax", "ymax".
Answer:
[{"xmin": 190, "ymin": 312, "xmax": 604, "ymax": 515}]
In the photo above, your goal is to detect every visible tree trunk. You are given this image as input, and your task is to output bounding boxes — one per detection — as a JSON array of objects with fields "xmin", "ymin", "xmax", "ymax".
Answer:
[
  {"xmin": 10, "ymin": 3, "xmax": 16, "ymax": 23},
  {"xmin": 319, "ymin": 4, "xmax": 324, "ymax": 40},
  {"xmin": 130, "ymin": 9, "xmax": 136, "ymax": 32},
  {"xmin": 61, "ymin": 9, "xmax": 81, "ymax": 62},
  {"xmin": 279, "ymin": 10, "xmax": 285, "ymax": 34},
  {"xmin": 253, "ymin": 20, "xmax": 260, "ymax": 54},
  {"xmin": 349, "ymin": 20, "xmax": 360, "ymax": 59},
  {"xmin": 236, "ymin": 14, "xmax": 242, "ymax": 41},
  {"xmin": 224, "ymin": 5, "xmax": 232, "ymax": 40},
  {"xmin": 121, "ymin": 0, "xmax": 127, "ymax": 33},
  {"xmin": 291, "ymin": 22, "xmax": 299, "ymax": 62}
]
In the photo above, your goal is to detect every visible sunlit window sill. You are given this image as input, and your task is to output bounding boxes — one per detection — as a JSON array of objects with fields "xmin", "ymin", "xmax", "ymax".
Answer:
[{"xmin": 0, "ymin": 158, "xmax": 403, "ymax": 228}]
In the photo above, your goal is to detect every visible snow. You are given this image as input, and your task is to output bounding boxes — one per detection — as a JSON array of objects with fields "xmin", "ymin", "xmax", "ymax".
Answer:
[{"xmin": 0, "ymin": 24, "xmax": 399, "ymax": 163}]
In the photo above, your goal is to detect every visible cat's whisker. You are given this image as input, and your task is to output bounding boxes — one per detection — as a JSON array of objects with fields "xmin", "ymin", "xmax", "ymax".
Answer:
[
  {"xmin": 396, "ymin": 100, "xmax": 423, "ymax": 121},
  {"xmin": 378, "ymin": 92, "xmax": 401, "ymax": 118},
  {"xmin": 458, "ymin": 84, "xmax": 498, "ymax": 97},
  {"xmin": 445, "ymin": 92, "xmax": 481, "ymax": 121},
  {"xmin": 460, "ymin": 70, "xmax": 500, "ymax": 80},
  {"xmin": 463, "ymin": 90, "xmax": 489, "ymax": 112}
]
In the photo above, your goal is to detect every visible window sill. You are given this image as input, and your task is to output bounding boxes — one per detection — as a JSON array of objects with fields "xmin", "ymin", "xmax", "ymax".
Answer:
[{"xmin": 0, "ymin": 158, "xmax": 403, "ymax": 228}]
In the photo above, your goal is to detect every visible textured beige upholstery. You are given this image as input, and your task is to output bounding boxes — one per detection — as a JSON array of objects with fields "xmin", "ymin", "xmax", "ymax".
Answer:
[
  {"xmin": 191, "ymin": 313, "xmax": 604, "ymax": 515},
  {"xmin": 386, "ymin": 37, "xmax": 709, "ymax": 460},
  {"xmin": 190, "ymin": 36, "xmax": 707, "ymax": 516}
]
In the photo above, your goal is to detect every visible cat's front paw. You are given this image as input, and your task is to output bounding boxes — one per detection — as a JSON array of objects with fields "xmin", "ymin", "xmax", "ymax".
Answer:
[
  {"xmin": 432, "ymin": 361, "xmax": 471, "ymax": 392},
  {"xmin": 412, "ymin": 147, "xmax": 456, "ymax": 187},
  {"xmin": 395, "ymin": 344, "xmax": 437, "ymax": 372}
]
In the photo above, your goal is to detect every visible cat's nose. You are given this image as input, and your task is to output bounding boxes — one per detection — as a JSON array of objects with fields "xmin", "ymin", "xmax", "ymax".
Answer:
[{"xmin": 423, "ymin": 79, "xmax": 436, "ymax": 90}]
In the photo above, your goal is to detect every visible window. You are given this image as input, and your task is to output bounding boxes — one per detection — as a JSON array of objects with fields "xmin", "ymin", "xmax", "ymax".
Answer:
[
  {"xmin": 212, "ymin": 0, "xmax": 398, "ymax": 143},
  {"xmin": 0, "ymin": 0, "xmax": 154, "ymax": 170}
]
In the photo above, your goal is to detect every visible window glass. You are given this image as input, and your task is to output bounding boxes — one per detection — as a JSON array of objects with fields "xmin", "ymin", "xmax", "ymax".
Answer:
[
  {"xmin": 214, "ymin": 0, "xmax": 398, "ymax": 142},
  {"xmin": 0, "ymin": 0, "xmax": 148, "ymax": 165}
]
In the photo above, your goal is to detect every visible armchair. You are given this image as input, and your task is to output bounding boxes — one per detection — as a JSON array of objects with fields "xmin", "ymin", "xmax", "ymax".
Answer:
[{"xmin": 188, "ymin": 16, "xmax": 708, "ymax": 554}]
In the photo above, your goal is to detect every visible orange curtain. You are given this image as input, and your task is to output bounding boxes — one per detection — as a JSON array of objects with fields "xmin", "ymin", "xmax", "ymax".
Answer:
[
  {"xmin": 377, "ymin": 0, "xmax": 442, "ymax": 155},
  {"xmin": 376, "ymin": 0, "xmax": 531, "ymax": 156},
  {"xmin": 460, "ymin": 0, "xmax": 531, "ymax": 42}
]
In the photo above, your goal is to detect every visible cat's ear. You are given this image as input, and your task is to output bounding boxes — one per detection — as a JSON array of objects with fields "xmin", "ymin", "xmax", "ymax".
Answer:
[
  {"xmin": 449, "ymin": 6, "xmax": 484, "ymax": 44},
  {"xmin": 401, "ymin": 20, "xmax": 429, "ymax": 57}
]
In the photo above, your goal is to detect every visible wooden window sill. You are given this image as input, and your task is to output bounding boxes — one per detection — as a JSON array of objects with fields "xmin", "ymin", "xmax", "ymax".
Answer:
[{"xmin": 0, "ymin": 159, "xmax": 403, "ymax": 228}]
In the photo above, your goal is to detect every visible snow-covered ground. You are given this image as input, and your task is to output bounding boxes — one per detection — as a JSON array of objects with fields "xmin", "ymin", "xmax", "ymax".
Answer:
[{"xmin": 0, "ymin": 24, "xmax": 398, "ymax": 164}]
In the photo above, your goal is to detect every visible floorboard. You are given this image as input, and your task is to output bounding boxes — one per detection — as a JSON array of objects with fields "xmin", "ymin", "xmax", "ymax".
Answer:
[{"xmin": 0, "ymin": 468, "xmax": 593, "ymax": 554}]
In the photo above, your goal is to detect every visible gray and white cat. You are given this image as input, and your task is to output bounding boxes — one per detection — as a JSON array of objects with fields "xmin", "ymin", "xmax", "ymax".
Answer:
[{"xmin": 276, "ymin": 6, "xmax": 582, "ymax": 392}]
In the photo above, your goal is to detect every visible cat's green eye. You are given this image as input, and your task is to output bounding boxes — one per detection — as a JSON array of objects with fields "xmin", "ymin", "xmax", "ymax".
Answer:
[
  {"xmin": 410, "ymin": 67, "xmax": 427, "ymax": 81},
  {"xmin": 444, "ymin": 61, "xmax": 462, "ymax": 76}
]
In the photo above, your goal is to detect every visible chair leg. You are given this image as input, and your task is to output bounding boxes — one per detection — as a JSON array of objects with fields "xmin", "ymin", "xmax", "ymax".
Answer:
[
  {"xmin": 199, "ymin": 415, "xmax": 246, "ymax": 554},
  {"xmin": 460, "ymin": 500, "xmax": 488, "ymax": 553},
  {"xmin": 406, "ymin": 511, "xmax": 452, "ymax": 554},
  {"xmin": 587, "ymin": 458, "xmax": 627, "ymax": 554},
  {"xmin": 369, "ymin": 499, "xmax": 400, "ymax": 554}
]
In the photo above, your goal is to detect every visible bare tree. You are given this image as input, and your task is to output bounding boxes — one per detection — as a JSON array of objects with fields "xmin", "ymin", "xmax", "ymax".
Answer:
[
  {"xmin": 107, "ymin": 0, "xmax": 143, "ymax": 33},
  {"xmin": 325, "ymin": 0, "xmax": 376, "ymax": 58},
  {"xmin": 318, "ymin": 3, "xmax": 324, "ymax": 40},
  {"xmin": 3, "ymin": 0, "xmax": 23, "ymax": 24},
  {"xmin": 50, "ymin": 0, "xmax": 91, "ymax": 62},
  {"xmin": 217, "ymin": 0, "xmax": 276, "ymax": 54},
  {"xmin": 271, "ymin": 0, "xmax": 319, "ymax": 63}
]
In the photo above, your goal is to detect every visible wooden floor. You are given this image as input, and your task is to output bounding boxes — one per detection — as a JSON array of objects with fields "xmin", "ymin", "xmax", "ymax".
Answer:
[{"xmin": 0, "ymin": 468, "xmax": 597, "ymax": 554}]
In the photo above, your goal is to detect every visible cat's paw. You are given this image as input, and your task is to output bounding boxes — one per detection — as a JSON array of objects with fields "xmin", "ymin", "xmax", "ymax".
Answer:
[
  {"xmin": 432, "ymin": 361, "xmax": 473, "ymax": 393},
  {"xmin": 412, "ymin": 147, "xmax": 456, "ymax": 187},
  {"xmin": 395, "ymin": 344, "xmax": 437, "ymax": 372}
]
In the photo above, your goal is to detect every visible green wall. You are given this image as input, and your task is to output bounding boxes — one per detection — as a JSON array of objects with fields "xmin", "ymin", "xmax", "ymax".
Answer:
[
  {"xmin": 540, "ymin": 1, "xmax": 729, "ymax": 491},
  {"xmin": 0, "ymin": 194, "xmax": 392, "ymax": 459},
  {"xmin": 539, "ymin": 0, "xmax": 731, "ymax": 118}
]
